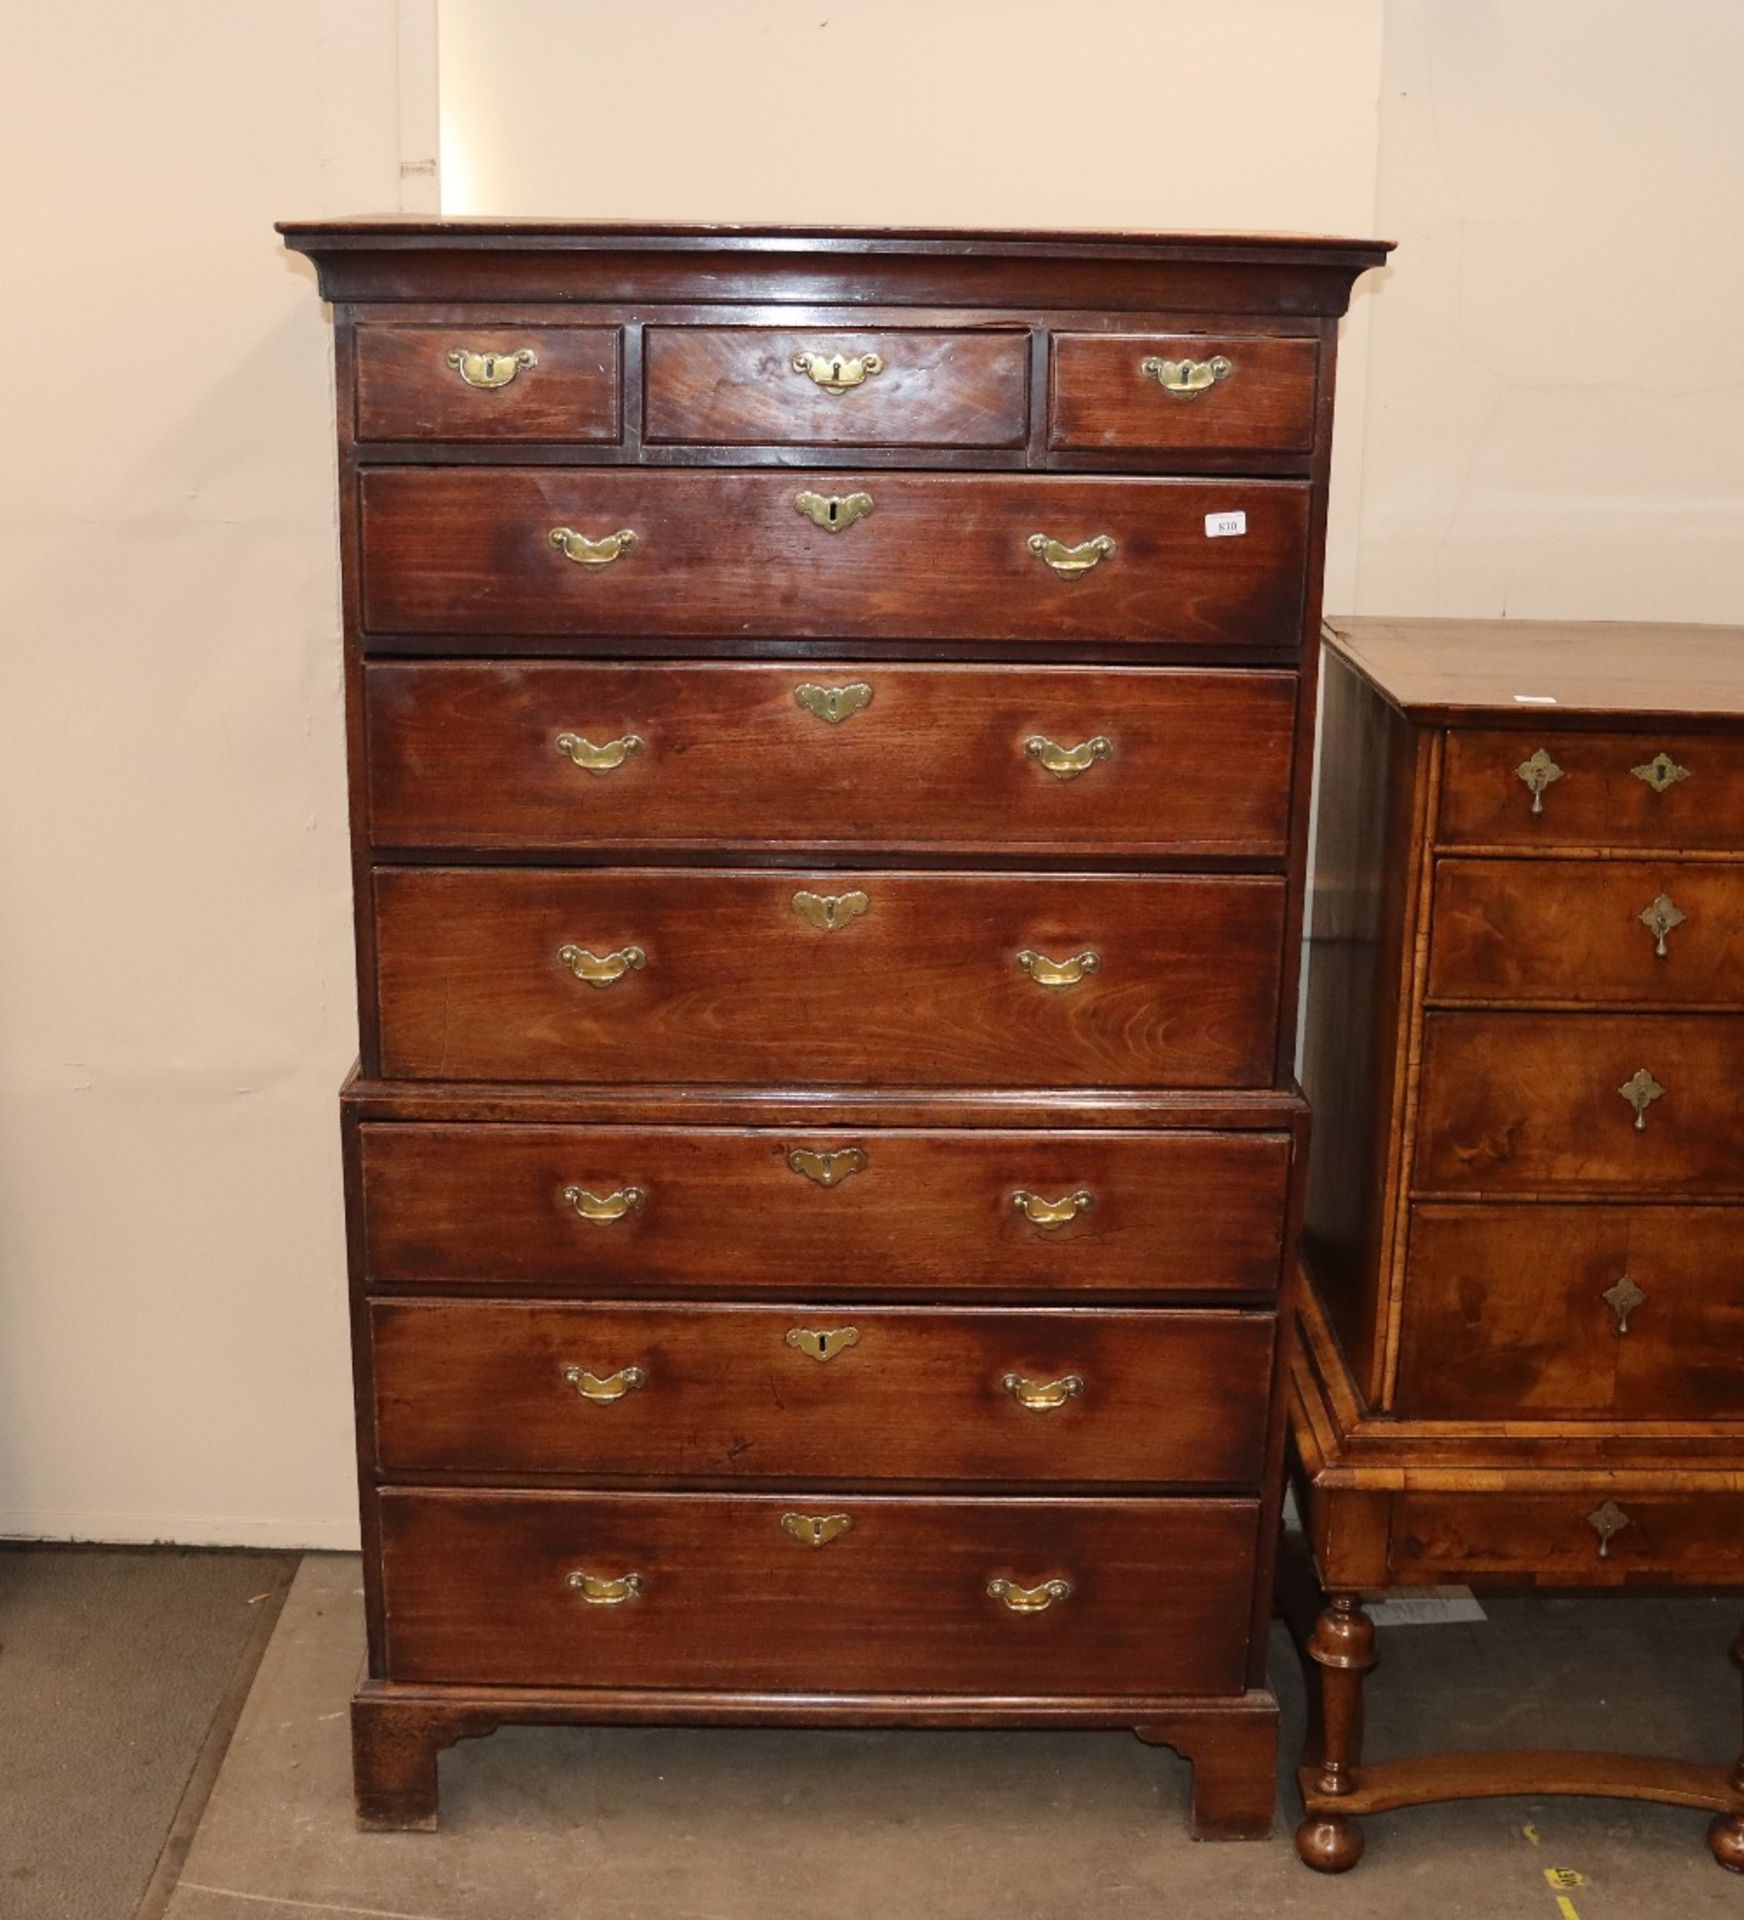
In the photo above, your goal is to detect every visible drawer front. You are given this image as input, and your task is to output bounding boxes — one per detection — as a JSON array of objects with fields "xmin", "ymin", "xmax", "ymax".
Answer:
[
  {"xmin": 363, "ymin": 661, "xmax": 1298, "ymax": 859},
  {"xmin": 1050, "ymin": 333, "xmax": 1317, "ymax": 453},
  {"xmin": 354, "ymin": 325, "xmax": 621, "ymax": 443},
  {"xmin": 358, "ymin": 469, "xmax": 1309, "ymax": 648},
  {"xmin": 1390, "ymin": 1491, "xmax": 1744, "ymax": 1586},
  {"xmin": 1415, "ymin": 1012, "xmax": 1744, "ymax": 1196},
  {"xmin": 1440, "ymin": 729, "xmax": 1744, "ymax": 850},
  {"xmin": 1396, "ymin": 1204, "xmax": 1744, "ymax": 1421},
  {"xmin": 371, "ymin": 1302, "xmax": 1274, "ymax": 1486},
  {"xmin": 644, "ymin": 327, "xmax": 1028, "ymax": 447},
  {"xmin": 1429, "ymin": 859, "xmax": 1744, "ymax": 1005},
  {"xmin": 378, "ymin": 1490, "xmax": 1258, "ymax": 1693},
  {"xmin": 359, "ymin": 1124, "xmax": 1292, "ymax": 1299},
  {"xmin": 373, "ymin": 868, "xmax": 1285, "ymax": 1087}
]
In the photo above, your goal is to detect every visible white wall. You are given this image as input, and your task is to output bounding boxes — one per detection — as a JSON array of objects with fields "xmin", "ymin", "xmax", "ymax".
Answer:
[
  {"xmin": 0, "ymin": 3, "xmax": 405, "ymax": 1545},
  {"xmin": 1351, "ymin": 0, "xmax": 1744, "ymax": 619},
  {"xmin": 0, "ymin": 1, "xmax": 1738, "ymax": 1547}
]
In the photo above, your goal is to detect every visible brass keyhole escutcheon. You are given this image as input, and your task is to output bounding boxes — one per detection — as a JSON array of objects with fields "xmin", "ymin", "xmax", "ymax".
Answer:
[
  {"xmin": 787, "ymin": 1146, "xmax": 867, "ymax": 1188},
  {"xmin": 785, "ymin": 1326, "xmax": 861, "ymax": 1363},
  {"xmin": 1516, "ymin": 747, "xmax": 1563, "ymax": 815},
  {"xmin": 1139, "ymin": 353, "xmax": 1233, "ymax": 397},
  {"xmin": 792, "ymin": 889, "xmax": 870, "ymax": 932},
  {"xmin": 1587, "ymin": 1500, "xmax": 1631, "ymax": 1559},
  {"xmin": 791, "ymin": 350, "xmax": 884, "ymax": 394},
  {"xmin": 794, "ymin": 490, "xmax": 874, "ymax": 533},
  {"xmin": 1632, "ymin": 751, "xmax": 1691, "ymax": 794},
  {"xmin": 794, "ymin": 682, "xmax": 873, "ymax": 726},
  {"xmin": 448, "ymin": 346, "xmax": 537, "ymax": 388},
  {"xmin": 781, "ymin": 1512, "xmax": 853, "ymax": 1549}
]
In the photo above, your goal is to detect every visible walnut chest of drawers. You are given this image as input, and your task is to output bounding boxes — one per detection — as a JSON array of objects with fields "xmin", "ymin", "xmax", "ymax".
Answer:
[
  {"xmin": 1292, "ymin": 616, "xmax": 1744, "ymax": 1870},
  {"xmin": 280, "ymin": 219, "xmax": 1387, "ymax": 1834}
]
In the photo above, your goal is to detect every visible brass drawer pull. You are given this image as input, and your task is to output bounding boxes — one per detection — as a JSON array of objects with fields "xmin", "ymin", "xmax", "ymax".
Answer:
[
  {"xmin": 795, "ymin": 489, "xmax": 874, "ymax": 533},
  {"xmin": 787, "ymin": 1146, "xmax": 867, "ymax": 1187},
  {"xmin": 1638, "ymin": 892, "xmax": 1686, "ymax": 958},
  {"xmin": 786, "ymin": 1326, "xmax": 860, "ymax": 1363},
  {"xmin": 566, "ymin": 1568, "xmax": 644, "ymax": 1605},
  {"xmin": 447, "ymin": 346, "xmax": 536, "ymax": 388},
  {"xmin": 1618, "ymin": 1067, "xmax": 1665, "ymax": 1132},
  {"xmin": 792, "ymin": 349, "xmax": 884, "ymax": 394},
  {"xmin": 1632, "ymin": 751, "xmax": 1690, "ymax": 794},
  {"xmin": 555, "ymin": 731, "xmax": 645, "ymax": 774},
  {"xmin": 558, "ymin": 943, "xmax": 646, "ymax": 987},
  {"xmin": 782, "ymin": 1512, "xmax": 853, "ymax": 1549},
  {"xmin": 1601, "ymin": 1274, "xmax": 1647, "ymax": 1335},
  {"xmin": 1515, "ymin": 746, "xmax": 1563, "ymax": 815},
  {"xmin": 1016, "ymin": 949, "xmax": 1100, "ymax": 989},
  {"xmin": 1586, "ymin": 1500, "xmax": 1631, "ymax": 1560},
  {"xmin": 1011, "ymin": 1188, "xmax": 1094, "ymax": 1228},
  {"xmin": 562, "ymin": 1363, "xmax": 648, "ymax": 1403},
  {"xmin": 1028, "ymin": 532, "xmax": 1115, "ymax": 578},
  {"xmin": 550, "ymin": 526, "xmax": 639, "ymax": 567},
  {"xmin": 1025, "ymin": 734, "xmax": 1112, "ymax": 781},
  {"xmin": 561, "ymin": 1184, "xmax": 646, "ymax": 1224},
  {"xmin": 987, "ymin": 1576, "xmax": 1073, "ymax": 1614},
  {"xmin": 793, "ymin": 889, "xmax": 870, "ymax": 932},
  {"xmin": 794, "ymin": 682, "xmax": 873, "ymax": 725},
  {"xmin": 1001, "ymin": 1371, "xmax": 1085, "ymax": 1412},
  {"xmin": 1139, "ymin": 353, "xmax": 1233, "ymax": 398}
]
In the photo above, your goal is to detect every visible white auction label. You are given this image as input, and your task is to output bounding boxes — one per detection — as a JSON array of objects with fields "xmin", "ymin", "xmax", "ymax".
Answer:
[{"xmin": 1204, "ymin": 510, "xmax": 1247, "ymax": 538}]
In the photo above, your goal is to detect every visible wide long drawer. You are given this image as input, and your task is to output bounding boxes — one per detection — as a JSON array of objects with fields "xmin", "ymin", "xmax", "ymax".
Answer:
[
  {"xmin": 377, "ymin": 1489, "xmax": 1259, "ymax": 1693},
  {"xmin": 357, "ymin": 1123, "xmax": 1292, "ymax": 1299},
  {"xmin": 357, "ymin": 469, "xmax": 1309, "ymax": 648},
  {"xmin": 363, "ymin": 661, "xmax": 1299, "ymax": 860},
  {"xmin": 1414, "ymin": 1012, "xmax": 1744, "ymax": 1196},
  {"xmin": 1429, "ymin": 858, "xmax": 1744, "ymax": 1005},
  {"xmin": 372, "ymin": 868, "xmax": 1286, "ymax": 1087},
  {"xmin": 1396, "ymin": 1203, "xmax": 1744, "ymax": 1421},
  {"xmin": 370, "ymin": 1302, "xmax": 1274, "ymax": 1486}
]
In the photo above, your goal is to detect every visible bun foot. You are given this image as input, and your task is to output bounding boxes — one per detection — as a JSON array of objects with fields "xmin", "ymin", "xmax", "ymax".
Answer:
[
  {"xmin": 1709, "ymin": 1811, "xmax": 1744, "ymax": 1872},
  {"xmin": 1296, "ymin": 1812, "xmax": 1365, "ymax": 1872}
]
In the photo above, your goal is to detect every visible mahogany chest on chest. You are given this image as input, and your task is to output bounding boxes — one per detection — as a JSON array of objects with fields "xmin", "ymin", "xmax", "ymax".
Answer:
[
  {"xmin": 1292, "ymin": 616, "xmax": 1744, "ymax": 1869},
  {"xmin": 279, "ymin": 219, "xmax": 1386, "ymax": 1833}
]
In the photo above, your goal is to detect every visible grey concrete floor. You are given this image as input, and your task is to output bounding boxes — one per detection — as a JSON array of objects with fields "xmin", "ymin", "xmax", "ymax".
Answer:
[{"xmin": 161, "ymin": 1554, "xmax": 1743, "ymax": 1920}]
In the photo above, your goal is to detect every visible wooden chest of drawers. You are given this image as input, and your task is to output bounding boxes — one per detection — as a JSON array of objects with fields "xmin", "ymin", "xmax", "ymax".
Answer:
[
  {"xmin": 1291, "ymin": 617, "xmax": 1744, "ymax": 1870},
  {"xmin": 280, "ymin": 220, "xmax": 1386, "ymax": 1835}
]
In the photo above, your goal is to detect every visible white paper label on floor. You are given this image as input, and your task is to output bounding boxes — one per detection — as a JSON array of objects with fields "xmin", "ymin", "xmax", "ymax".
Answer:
[
  {"xmin": 1366, "ymin": 1591, "xmax": 1487, "ymax": 1627},
  {"xmin": 1204, "ymin": 510, "xmax": 1247, "ymax": 538}
]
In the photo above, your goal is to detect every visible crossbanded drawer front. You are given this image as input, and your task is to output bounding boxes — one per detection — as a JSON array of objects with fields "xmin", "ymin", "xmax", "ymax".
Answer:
[
  {"xmin": 1428, "ymin": 859, "xmax": 1744, "ymax": 1006},
  {"xmin": 644, "ymin": 327, "xmax": 1029, "ymax": 447},
  {"xmin": 372, "ymin": 868, "xmax": 1286, "ymax": 1088},
  {"xmin": 1441, "ymin": 729, "xmax": 1744, "ymax": 851},
  {"xmin": 1390, "ymin": 1491, "xmax": 1744, "ymax": 1586},
  {"xmin": 354, "ymin": 325, "xmax": 622, "ymax": 443},
  {"xmin": 370, "ymin": 1302, "xmax": 1274, "ymax": 1486},
  {"xmin": 1049, "ymin": 332, "xmax": 1317, "ymax": 454},
  {"xmin": 378, "ymin": 1490, "xmax": 1259, "ymax": 1694},
  {"xmin": 358, "ymin": 1123, "xmax": 1292, "ymax": 1299},
  {"xmin": 357, "ymin": 469, "xmax": 1309, "ymax": 649},
  {"xmin": 1415, "ymin": 1012, "xmax": 1744, "ymax": 1197},
  {"xmin": 363, "ymin": 661, "xmax": 1298, "ymax": 860}
]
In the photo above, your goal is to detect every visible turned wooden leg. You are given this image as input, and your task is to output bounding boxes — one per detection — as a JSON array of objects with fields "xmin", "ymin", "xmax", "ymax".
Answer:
[
  {"xmin": 1709, "ymin": 1619, "xmax": 1744, "ymax": 1871},
  {"xmin": 352, "ymin": 1695, "xmax": 453, "ymax": 1831},
  {"xmin": 1295, "ymin": 1593, "xmax": 1378, "ymax": 1872}
]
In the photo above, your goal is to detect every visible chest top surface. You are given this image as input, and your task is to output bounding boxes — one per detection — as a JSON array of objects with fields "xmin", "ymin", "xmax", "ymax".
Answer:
[{"xmin": 1327, "ymin": 616, "xmax": 1744, "ymax": 725}]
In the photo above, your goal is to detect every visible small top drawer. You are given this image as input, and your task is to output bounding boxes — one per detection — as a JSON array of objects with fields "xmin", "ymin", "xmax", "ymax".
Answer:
[
  {"xmin": 1440, "ymin": 729, "xmax": 1744, "ymax": 850},
  {"xmin": 643, "ymin": 327, "xmax": 1029, "ymax": 447},
  {"xmin": 1049, "ymin": 333, "xmax": 1317, "ymax": 453},
  {"xmin": 354, "ymin": 324, "xmax": 621, "ymax": 442}
]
